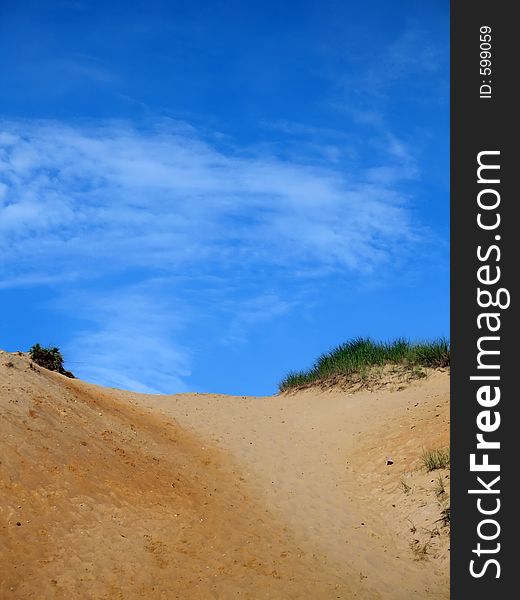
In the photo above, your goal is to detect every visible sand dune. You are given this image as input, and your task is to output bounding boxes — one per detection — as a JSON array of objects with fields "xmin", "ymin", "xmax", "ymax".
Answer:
[{"xmin": 1, "ymin": 351, "xmax": 449, "ymax": 599}]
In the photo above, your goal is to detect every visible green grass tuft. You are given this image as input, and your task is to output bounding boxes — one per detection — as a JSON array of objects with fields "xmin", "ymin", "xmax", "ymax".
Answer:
[
  {"xmin": 422, "ymin": 447, "xmax": 450, "ymax": 472},
  {"xmin": 278, "ymin": 337, "xmax": 449, "ymax": 392}
]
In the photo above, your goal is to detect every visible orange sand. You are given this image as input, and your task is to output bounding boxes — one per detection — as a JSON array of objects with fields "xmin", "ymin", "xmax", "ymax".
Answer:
[{"xmin": 1, "ymin": 351, "xmax": 449, "ymax": 599}]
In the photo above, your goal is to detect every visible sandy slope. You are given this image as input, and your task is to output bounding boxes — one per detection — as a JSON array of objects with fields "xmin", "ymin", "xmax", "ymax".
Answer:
[{"xmin": 0, "ymin": 351, "xmax": 449, "ymax": 599}]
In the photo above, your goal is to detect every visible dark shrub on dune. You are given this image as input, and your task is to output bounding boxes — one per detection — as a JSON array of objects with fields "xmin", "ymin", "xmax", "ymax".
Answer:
[{"xmin": 28, "ymin": 343, "xmax": 75, "ymax": 378}]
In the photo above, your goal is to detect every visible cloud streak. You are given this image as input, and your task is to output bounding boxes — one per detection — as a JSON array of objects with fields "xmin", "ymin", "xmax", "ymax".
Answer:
[
  {"xmin": 1, "ymin": 118, "xmax": 422, "ymax": 391},
  {"xmin": 59, "ymin": 286, "xmax": 191, "ymax": 394},
  {"xmin": 1, "ymin": 119, "xmax": 417, "ymax": 281}
]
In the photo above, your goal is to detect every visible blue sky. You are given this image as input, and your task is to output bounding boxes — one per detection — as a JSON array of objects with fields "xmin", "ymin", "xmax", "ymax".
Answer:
[{"xmin": 0, "ymin": 0, "xmax": 449, "ymax": 395}]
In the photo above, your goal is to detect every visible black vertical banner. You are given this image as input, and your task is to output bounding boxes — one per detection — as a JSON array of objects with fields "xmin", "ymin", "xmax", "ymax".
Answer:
[{"xmin": 451, "ymin": 1, "xmax": 518, "ymax": 598}]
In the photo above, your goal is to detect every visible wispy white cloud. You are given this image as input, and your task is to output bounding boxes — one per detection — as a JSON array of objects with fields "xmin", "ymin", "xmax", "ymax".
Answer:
[
  {"xmin": 1, "ymin": 117, "xmax": 423, "ymax": 391},
  {"xmin": 220, "ymin": 293, "xmax": 294, "ymax": 345},
  {"xmin": 0, "ymin": 118, "xmax": 416, "ymax": 281},
  {"xmin": 60, "ymin": 286, "xmax": 191, "ymax": 394},
  {"xmin": 344, "ymin": 27, "xmax": 447, "ymax": 102}
]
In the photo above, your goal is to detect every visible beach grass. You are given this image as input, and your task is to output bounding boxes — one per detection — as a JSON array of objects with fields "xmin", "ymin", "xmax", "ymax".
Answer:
[
  {"xmin": 422, "ymin": 447, "xmax": 450, "ymax": 472},
  {"xmin": 278, "ymin": 337, "xmax": 449, "ymax": 392}
]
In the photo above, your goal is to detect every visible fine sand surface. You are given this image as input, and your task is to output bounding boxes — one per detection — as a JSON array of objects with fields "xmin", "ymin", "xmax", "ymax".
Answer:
[{"xmin": 1, "ymin": 351, "xmax": 449, "ymax": 599}]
